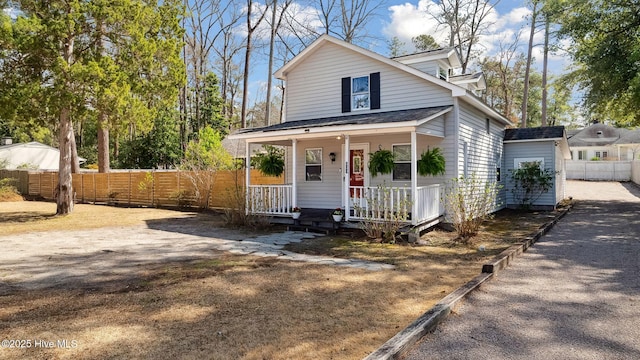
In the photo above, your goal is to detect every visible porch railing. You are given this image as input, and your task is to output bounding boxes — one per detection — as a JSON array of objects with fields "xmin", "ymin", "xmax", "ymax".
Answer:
[
  {"xmin": 413, "ymin": 184, "xmax": 440, "ymax": 225},
  {"xmin": 248, "ymin": 184, "xmax": 293, "ymax": 215},
  {"xmin": 349, "ymin": 184, "xmax": 440, "ymax": 225}
]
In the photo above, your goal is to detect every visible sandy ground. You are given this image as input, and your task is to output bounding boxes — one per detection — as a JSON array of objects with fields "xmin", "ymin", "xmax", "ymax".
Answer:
[{"xmin": 402, "ymin": 180, "xmax": 640, "ymax": 360}]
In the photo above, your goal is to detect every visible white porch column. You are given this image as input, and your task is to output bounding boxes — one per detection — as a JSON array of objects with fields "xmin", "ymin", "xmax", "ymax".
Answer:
[
  {"xmin": 292, "ymin": 139, "xmax": 297, "ymax": 207},
  {"xmin": 411, "ymin": 131, "xmax": 418, "ymax": 225},
  {"xmin": 344, "ymin": 135, "xmax": 350, "ymax": 221},
  {"xmin": 245, "ymin": 141, "xmax": 251, "ymax": 215}
]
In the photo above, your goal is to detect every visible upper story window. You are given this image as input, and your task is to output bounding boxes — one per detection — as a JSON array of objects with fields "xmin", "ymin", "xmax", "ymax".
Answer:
[
  {"xmin": 438, "ymin": 66, "xmax": 448, "ymax": 81},
  {"xmin": 341, "ymin": 72, "xmax": 380, "ymax": 113},
  {"xmin": 352, "ymin": 76, "xmax": 370, "ymax": 110}
]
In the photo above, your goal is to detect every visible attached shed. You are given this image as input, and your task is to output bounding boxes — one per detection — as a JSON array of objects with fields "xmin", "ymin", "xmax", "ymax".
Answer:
[{"xmin": 503, "ymin": 126, "xmax": 571, "ymax": 209}]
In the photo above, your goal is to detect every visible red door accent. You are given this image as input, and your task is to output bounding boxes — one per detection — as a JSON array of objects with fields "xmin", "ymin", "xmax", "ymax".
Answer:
[{"xmin": 350, "ymin": 149, "xmax": 364, "ymax": 197}]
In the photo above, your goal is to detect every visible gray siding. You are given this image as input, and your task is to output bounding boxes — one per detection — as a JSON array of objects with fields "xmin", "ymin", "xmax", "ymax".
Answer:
[
  {"xmin": 503, "ymin": 141, "xmax": 557, "ymax": 207},
  {"xmin": 294, "ymin": 138, "xmax": 343, "ymax": 209},
  {"xmin": 457, "ymin": 102, "xmax": 505, "ymax": 210},
  {"xmin": 417, "ymin": 116, "xmax": 445, "ymax": 137},
  {"xmin": 285, "ymin": 42, "xmax": 453, "ymax": 122}
]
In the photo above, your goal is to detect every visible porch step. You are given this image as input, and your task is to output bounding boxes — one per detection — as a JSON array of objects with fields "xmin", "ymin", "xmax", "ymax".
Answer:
[{"xmin": 286, "ymin": 218, "xmax": 341, "ymax": 235}]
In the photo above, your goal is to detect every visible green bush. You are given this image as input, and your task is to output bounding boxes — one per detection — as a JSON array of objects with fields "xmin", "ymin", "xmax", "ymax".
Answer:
[{"xmin": 509, "ymin": 162, "xmax": 555, "ymax": 209}]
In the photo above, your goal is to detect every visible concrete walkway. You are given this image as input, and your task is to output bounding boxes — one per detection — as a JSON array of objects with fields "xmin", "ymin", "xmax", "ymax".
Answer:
[
  {"xmin": 403, "ymin": 181, "xmax": 640, "ymax": 360},
  {"xmin": 0, "ymin": 224, "xmax": 392, "ymax": 292}
]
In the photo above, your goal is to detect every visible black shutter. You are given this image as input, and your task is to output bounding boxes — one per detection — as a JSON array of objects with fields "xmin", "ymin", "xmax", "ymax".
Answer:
[
  {"xmin": 341, "ymin": 77, "xmax": 351, "ymax": 113},
  {"xmin": 370, "ymin": 72, "xmax": 380, "ymax": 110}
]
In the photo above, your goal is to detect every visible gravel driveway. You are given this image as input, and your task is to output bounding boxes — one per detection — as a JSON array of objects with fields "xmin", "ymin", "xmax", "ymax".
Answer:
[{"xmin": 403, "ymin": 181, "xmax": 640, "ymax": 360}]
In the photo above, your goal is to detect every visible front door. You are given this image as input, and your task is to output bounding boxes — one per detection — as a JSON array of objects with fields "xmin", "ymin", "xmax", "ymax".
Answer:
[{"xmin": 350, "ymin": 149, "xmax": 364, "ymax": 197}]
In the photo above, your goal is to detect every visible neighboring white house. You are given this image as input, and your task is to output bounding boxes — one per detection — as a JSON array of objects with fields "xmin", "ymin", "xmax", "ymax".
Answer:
[
  {"xmin": 568, "ymin": 122, "xmax": 640, "ymax": 161},
  {"xmin": 229, "ymin": 35, "xmax": 566, "ymax": 228},
  {"xmin": 0, "ymin": 141, "xmax": 85, "ymax": 170}
]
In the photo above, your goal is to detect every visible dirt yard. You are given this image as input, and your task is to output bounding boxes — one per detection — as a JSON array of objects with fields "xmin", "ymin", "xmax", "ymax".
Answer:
[{"xmin": 0, "ymin": 200, "xmax": 567, "ymax": 359}]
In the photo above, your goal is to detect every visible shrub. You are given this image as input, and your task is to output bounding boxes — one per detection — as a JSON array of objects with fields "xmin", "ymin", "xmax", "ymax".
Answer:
[
  {"xmin": 355, "ymin": 183, "xmax": 411, "ymax": 243},
  {"xmin": 443, "ymin": 173, "xmax": 501, "ymax": 242},
  {"xmin": 222, "ymin": 172, "xmax": 269, "ymax": 229},
  {"xmin": 0, "ymin": 178, "xmax": 22, "ymax": 201},
  {"xmin": 509, "ymin": 162, "xmax": 555, "ymax": 209}
]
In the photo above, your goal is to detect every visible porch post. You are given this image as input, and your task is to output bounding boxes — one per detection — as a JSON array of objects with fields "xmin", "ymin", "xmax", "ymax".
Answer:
[
  {"xmin": 411, "ymin": 131, "xmax": 418, "ymax": 226},
  {"xmin": 245, "ymin": 141, "xmax": 251, "ymax": 215},
  {"xmin": 344, "ymin": 135, "xmax": 350, "ymax": 221},
  {"xmin": 292, "ymin": 139, "xmax": 297, "ymax": 208}
]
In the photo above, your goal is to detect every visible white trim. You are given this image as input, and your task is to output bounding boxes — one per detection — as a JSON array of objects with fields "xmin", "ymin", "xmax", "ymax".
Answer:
[
  {"xmin": 245, "ymin": 141, "xmax": 250, "ymax": 215},
  {"xmin": 344, "ymin": 135, "xmax": 351, "ymax": 221},
  {"xmin": 411, "ymin": 132, "xmax": 418, "ymax": 225},
  {"xmin": 292, "ymin": 139, "xmax": 297, "ymax": 207}
]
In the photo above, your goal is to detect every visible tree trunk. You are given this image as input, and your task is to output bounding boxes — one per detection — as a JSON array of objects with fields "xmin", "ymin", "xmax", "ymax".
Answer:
[
  {"xmin": 70, "ymin": 124, "xmax": 81, "ymax": 173},
  {"xmin": 97, "ymin": 112, "xmax": 110, "ymax": 173},
  {"xmin": 96, "ymin": 19, "xmax": 110, "ymax": 172},
  {"xmin": 241, "ymin": 29, "xmax": 251, "ymax": 128},
  {"xmin": 521, "ymin": 1, "xmax": 538, "ymax": 128},
  {"xmin": 265, "ymin": 0, "xmax": 277, "ymax": 126},
  {"xmin": 57, "ymin": 106, "xmax": 74, "ymax": 215},
  {"xmin": 541, "ymin": 15, "xmax": 550, "ymax": 127}
]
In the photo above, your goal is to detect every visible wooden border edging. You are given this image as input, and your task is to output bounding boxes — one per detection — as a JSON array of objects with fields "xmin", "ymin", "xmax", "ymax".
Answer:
[
  {"xmin": 363, "ymin": 203, "xmax": 573, "ymax": 360},
  {"xmin": 482, "ymin": 204, "xmax": 572, "ymax": 274},
  {"xmin": 363, "ymin": 273, "xmax": 493, "ymax": 360}
]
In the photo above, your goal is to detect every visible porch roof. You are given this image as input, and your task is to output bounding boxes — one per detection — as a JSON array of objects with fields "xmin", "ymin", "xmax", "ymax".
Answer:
[{"xmin": 231, "ymin": 106, "xmax": 452, "ymax": 141}]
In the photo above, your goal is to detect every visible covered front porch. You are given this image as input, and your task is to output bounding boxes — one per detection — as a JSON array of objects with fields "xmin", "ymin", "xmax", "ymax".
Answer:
[
  {"xmin": 233, "ymin": 106, "xmax": 452, "ymax": 227},
  {"xmin": 246, "ymin": 182, "xmax": 441, "ymax": 226}
]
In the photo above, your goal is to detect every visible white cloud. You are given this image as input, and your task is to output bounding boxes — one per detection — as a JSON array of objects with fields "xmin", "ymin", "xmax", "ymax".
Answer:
[
  {"xmin": 382, "ymin": 0, "xmax": 448, "ymax": 51},
  {"xmin": 382, "ymin": 1, "xmax": 570, "ymax": 73}
]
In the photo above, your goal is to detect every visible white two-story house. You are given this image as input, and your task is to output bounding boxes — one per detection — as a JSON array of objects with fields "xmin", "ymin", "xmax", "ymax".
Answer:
[{"xmin": 230, "ymin": 35, "xmax": 512, "ymax": 227}]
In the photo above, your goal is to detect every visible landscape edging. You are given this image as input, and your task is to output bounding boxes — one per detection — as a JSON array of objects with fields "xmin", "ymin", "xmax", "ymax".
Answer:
[{"xmin": 363, "ymin": 204, "xmax": 573, "ymax": 360}]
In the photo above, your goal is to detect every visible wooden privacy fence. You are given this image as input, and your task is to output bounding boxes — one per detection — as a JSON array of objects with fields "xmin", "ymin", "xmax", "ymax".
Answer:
[{"xmin": 0, "ymin": 169, "xmax": 283, "ymax": 209}]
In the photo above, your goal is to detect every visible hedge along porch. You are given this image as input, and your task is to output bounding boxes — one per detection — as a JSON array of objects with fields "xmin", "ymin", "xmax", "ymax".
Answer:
[{"xmin": 237, "ymin": 107, "xmax": 451, "ymax": 226}]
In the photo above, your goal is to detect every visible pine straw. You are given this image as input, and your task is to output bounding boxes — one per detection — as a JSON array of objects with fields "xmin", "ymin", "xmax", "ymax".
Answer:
[{"xmin": 0, "ymin": 202, "xmax": 566, "ymax": 359}]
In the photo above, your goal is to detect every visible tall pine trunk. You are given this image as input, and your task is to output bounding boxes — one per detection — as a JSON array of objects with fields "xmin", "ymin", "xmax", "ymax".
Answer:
[
  {"xmin": 57, "ymin": 106, "xmax": 74, "ymax": 215},
  {"xmin": 57, "ymin": 34, "xmax": 75, "ymax": 215},
  {"xmin": 521, "ymin": 0, "xmax": 538, "ymax": 128},
  {"xmin": 541, "ymin": 15, "xmax": 550, "ymax": 127},
  {"xmin": 97, "ymin": 20, "xmax": 110, "ymax": 173}
]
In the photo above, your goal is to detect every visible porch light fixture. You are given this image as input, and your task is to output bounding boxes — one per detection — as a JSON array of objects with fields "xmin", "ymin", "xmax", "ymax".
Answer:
[{"xmin": 329, "ymin": 152, "xmax": 336, "ymax": 163}]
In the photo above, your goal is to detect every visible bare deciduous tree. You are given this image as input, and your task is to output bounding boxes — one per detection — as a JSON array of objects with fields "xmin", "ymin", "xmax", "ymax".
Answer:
[
  {"xmin": 240, "ymin": 0, "xmax": 268, "ymax": 128},
  {"xmin": 426, "ymin": 0, "xmax": 498, "ymax": 73}
]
